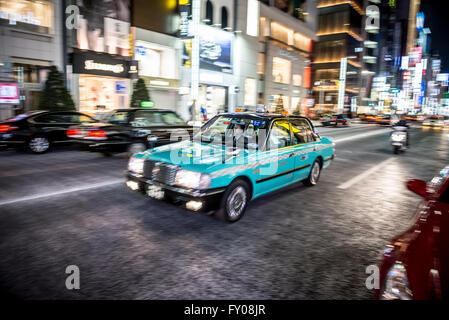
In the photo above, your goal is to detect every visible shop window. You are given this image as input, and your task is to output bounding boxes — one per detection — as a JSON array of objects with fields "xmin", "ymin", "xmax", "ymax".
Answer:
[
  {"xmin": 205, "ymin": 0, "xmax": 213, "ymax": 25},
  {"xmin": 272, "ymin": 57, "xmax": 291, "ymax": 84},
  {"xmin": 271, "ymin": 95, "xmax": 290, "ymax": 111},
  {"xmin": 271, "ymin": 22, "xmax": 293, "ymax": 45},
  {"xmin": 293, "ymin": 74, "xmax": 302, "ymax": 87},
  {"xmin": 221, "ymin": 7, "xmax": 228, "ymax": 29},
  {"xmin": 291, "ymin": 97, "xmax": 301, "ymax": 113},
  {"xmin": 135, "ymin": 41, "xmax": 177, "ymax": 79},
  {"xmin": 0, "ymin": 0, "xmax": 53, "ymax": 33},
  {"xmin": 13, "ymin": 64, "xmax": 44, "ymax": 84},
  {"xmin": 244, "ymin": 78, "xmax": 257, "ymax": 106}
]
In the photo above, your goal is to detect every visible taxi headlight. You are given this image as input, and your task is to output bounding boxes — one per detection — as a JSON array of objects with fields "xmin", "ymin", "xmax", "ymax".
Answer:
[
  {"xmin": 128, "ymin": 157, "xmax": 145, "ymax": 174},
  {"xmin": 175, "ymin": 170, "xmax": 211, "ymax": 190},
  {"xmin": 381, "ymin": 262, "xmax": 413, "ymax": 300}
]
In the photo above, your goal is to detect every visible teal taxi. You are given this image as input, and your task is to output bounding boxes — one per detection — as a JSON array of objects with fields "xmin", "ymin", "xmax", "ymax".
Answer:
[{"xmin": 126, "ymin": 113, "xmax": 335, "ymax": 222}]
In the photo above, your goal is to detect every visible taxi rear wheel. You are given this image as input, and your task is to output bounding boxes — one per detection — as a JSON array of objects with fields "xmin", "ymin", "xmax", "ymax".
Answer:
[
  {"xmin": 215, "ymin": 179, "xmax": 250, "ymax": 223},
  {"xmin": 304, "ymin": 159, "xmax": 321, "ymax": 186}
]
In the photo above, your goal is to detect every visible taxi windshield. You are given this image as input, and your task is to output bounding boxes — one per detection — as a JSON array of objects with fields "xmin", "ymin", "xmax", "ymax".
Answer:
[{"xmin": 196, "ymin": 116, "xmax": 269, "ymax": 148}]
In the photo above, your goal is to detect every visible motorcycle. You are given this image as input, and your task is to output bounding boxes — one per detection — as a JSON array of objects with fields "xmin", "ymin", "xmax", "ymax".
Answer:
[{"xmin": 391, "ymin": 128, "xmax": 408, "ymax": 154}]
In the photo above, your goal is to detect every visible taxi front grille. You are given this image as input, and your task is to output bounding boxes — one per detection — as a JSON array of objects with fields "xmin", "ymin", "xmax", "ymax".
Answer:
[{"xmin": 143, "ymin": 160, "xmax": 179, "ymax": 186}]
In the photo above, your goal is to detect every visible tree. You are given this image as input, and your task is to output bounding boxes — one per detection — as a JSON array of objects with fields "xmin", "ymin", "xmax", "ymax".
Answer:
[
  {"xmin": 274, "ymin": 95, "xmax": 286, "ymax": 114},
  {"xmin": 292, "ymin": 101, "xmax": 301, "ymax": 116},
  {"xmin": 38, "ymin": 66, "xmax": 75, "ymax": 111},
  {"xmin": 130, "ymin": 78, "xmax": 150, "ymax": 108}
]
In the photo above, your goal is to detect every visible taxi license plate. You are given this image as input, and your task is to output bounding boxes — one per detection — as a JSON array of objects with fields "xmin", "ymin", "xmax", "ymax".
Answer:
[{"xmin": 146, "ymin": 185, "xmax": 165, "ymax": 200}]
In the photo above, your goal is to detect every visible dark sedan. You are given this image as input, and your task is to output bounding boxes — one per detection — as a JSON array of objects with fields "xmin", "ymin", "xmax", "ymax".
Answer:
[
  {"xmin": 67, "ymin": 108, "xmax": 194, "ymax": 156},
  {"xmin": 0, "ymin": 110, "xmax": 97, "ymax": 153},
  {"xmin": 321, "ymin": 114, "xmax": 350, "ymax": 127}
]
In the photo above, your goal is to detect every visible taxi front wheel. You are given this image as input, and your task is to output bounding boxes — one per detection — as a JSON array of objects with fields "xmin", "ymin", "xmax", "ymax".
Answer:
[
  {"xmin": 215, "ymin": 179, "xmax": 250, "ymax": 223},
  {"xmin": 303, "ymin": 160, "xmax": 321, "ymax": 186}
]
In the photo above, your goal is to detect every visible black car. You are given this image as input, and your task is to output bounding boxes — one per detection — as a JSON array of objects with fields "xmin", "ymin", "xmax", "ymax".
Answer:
[
  {"xmin": 67, "ymin": 108, "xmax": 194, "ymax": 156},
  {"xmin": 321, "ymin": 114, "xmax": 350, "ymax": 127},
  {"xmin": 0, "ymin": 110, "xmax": 97, "ymax": 153}
]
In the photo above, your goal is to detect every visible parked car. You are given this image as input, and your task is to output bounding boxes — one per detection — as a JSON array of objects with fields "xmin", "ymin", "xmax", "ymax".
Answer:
[
  {"xmin": 321, "ymin": 114, "xmax": 350, "ymax": 127},
  {"xmin": 422, "ymin": 116, "xmax": 445, "ymax": 128},
  {"xmin": 376, "ymin": 165, "xmax": 449, "ymax": 300},
  {"xmin": 126, "ymin": 113, "xmax": 335, "ymax": 222},
  {"xmin": 0, "ymin": 110, "xmax": 97, "ymax": 154},
  {"xmin": 67, "ymin": 108, "xmax": 194, "ymax": 156}
]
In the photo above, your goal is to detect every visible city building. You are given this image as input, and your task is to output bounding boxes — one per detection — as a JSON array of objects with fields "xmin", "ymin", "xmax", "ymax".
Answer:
[
  {"xmin": 0, "ymin": 0, "xmax": 64, "ymax": 119},
  {"xmin": 67, "ymin": 0, "xmax": 138, "ymax": 114},
  {"xmin": 258, "ymin": 0, "xmax": 317, "ymax": 115},
  {"xmin": 312, "ymin": 0, "xmax": 365, "ymax": 116},
  {"xmin": 360, "ymin": 0, "xmax": 422, "ymax": 115}
]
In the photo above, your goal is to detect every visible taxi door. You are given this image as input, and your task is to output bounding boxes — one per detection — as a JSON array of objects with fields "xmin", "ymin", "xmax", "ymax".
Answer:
[
  {"xmin": 289, "ymin": 118, "xmax": 320, "ymax": 182},
  {"xmin": 254, "ymin": 120, "xmax": 296, "ymax": 196}
]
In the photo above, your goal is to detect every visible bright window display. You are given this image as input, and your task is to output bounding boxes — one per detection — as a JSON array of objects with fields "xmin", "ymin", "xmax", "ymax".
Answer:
[
  {"xmin": 272, "ymin": 57, "xmax": 291, "ymax": 84},
  {"xmin": 79, "ymin": 75, "xmax": 129, "ymax": 112}
]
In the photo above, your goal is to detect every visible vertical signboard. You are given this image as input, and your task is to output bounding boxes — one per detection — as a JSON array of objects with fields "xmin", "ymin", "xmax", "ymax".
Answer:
[{"xmin": 338, "ymin": 57, "xmax": 347, "ymax": 112}]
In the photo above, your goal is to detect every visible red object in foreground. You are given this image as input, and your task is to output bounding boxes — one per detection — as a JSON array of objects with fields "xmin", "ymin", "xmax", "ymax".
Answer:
[
  {"xmin": 87, "ymin": 130, "xmax": 107, "ymax": 138},
  {"xmin": 376, "ymin": 166, "xmax": 449, "ymax": 300},
  {"xmin": 0, "ymin": 124, "xmax": 18, "ymax": 133}
]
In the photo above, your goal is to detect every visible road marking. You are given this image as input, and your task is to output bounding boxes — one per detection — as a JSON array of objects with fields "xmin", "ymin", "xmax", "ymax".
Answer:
[
  {"xmin": 334, "ymin": 129, "xmax": 390, "ymax": 144},
  {"xmin": 0, "ymin": 179, "xmax": 124, "ymax": 206},
  {"xmin": 337, "ymin": 157, "xmax": 396, "ymax": 190}
]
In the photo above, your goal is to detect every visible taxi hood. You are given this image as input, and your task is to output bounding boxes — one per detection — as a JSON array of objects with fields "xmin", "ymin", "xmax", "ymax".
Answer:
[{"xmin": 137, "ymin": 140, "xmax": 255, "ymax": 173}]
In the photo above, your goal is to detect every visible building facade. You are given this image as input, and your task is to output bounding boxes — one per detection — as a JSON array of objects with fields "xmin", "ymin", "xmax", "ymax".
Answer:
[
  {"xmin": 0, "ymin": 0, "xmax": 64, "ymax": 120},
  {"xmin": 67, "ymin": 0, "xmax": 138, "ymax": 115},
  {"xmin": 258, "ymin": 0, "xmax": 317, "ymax": 115},
  {"xmin": 312, "ymin": 0, "xmax": 365, "ymax": 116}
]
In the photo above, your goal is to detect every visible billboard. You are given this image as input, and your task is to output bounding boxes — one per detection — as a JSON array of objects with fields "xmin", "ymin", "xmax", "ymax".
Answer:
[
  {"xmin": 0, "ymin": 83, "xmax": 19, "ymax": 104},
  {"xmin": 76, "ymin": 0, "xmax": 130, "ymax": 55},
  {"xmin": 199, "ymin": 25, "xmax": 233, "ymax": 73}
]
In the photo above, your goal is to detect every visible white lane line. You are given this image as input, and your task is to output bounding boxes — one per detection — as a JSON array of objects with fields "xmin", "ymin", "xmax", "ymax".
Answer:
[
  {"xmin": 334, "ymin": 129, "xmax": 390, "ymax": 144},
  {"xmin": 0, "ymin": 179, "xmax": 124, "ymax": 206},
  {"xmin": 337, "ymin": 157, "xmax": 396, "ymax": 190}
]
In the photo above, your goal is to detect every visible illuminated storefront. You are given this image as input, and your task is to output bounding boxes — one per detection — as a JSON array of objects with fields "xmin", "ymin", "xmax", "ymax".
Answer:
[
  {"xmin": 0, "ymin": 0, "xmax": 53, "ymax": 33},
  {"xmin": 71, "ymin": 51, "xmax": 138, "ymax": 113},
  {"xmin": 133, "ymin": 31, "xmax": 181, "ymax": 111}
]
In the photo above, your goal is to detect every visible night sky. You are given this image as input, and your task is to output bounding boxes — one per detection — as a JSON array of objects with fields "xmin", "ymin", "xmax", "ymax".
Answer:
[{"xmin": 420, "ymin": 0, "xmax": 449, "ymax": 72}]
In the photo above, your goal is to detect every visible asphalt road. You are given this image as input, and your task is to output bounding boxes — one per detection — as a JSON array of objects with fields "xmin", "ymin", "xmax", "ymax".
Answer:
[{"xmin": 0, "ymin": 123, "xmax": 448, "ymax": 299}]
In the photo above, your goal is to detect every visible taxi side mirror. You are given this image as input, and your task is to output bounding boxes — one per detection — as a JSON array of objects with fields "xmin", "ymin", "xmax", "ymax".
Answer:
[{"xmin": 407, "ymin": 179, "xmax": 430, "ymax": 199}]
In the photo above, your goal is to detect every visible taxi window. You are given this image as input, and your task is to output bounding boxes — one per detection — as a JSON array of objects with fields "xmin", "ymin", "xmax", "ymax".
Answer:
[
  {"xmin": 267, "ymin": 120, "xmax": 291, "ymax": 150},
  {"xmin": 133, "ymin": 111, "xmax": 164, "ymax": 127},
  {"xmin": 109, "ymin": 111, "xmax": 130, "ymax": 124},
  {"xmin": 290, "ymin": 119, "xmax": 316, "ymax": 144},
  {"xmin": 198, "ymin": 116, "xmax": 268, "ymax": 148}
]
